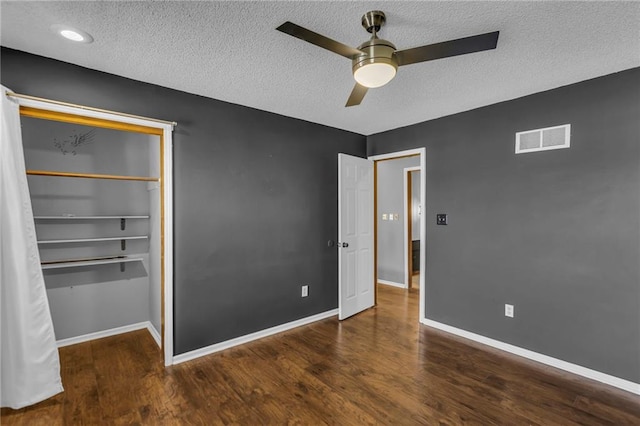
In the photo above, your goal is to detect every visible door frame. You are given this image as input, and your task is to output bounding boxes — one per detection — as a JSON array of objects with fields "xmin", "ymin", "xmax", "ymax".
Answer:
[
  {"xmin": 15, "ymin": 96, "xmax": 175, "ymax": 365},
  {"xmin": 369, "ymin": 148, "xmax": 426, "ymax": 321},
  {"xmin": 404, "ymin": 166, "xmax": 421, "ymax": 288}
]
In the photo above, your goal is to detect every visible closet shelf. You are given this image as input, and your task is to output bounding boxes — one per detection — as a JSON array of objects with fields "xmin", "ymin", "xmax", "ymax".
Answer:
[
  {"xmin": 34, "ymin": 215, "xmax": 149, "ymax": 220},
  {"xmin": 27, "ymin": 169, "xmax": 159, "ymax": 182},
  {"xmin": 38, "ymin": 235, "xmax": 148, "ymax": 245},
  {"xmin": 41, "ymin": 255, "xmax": 143, "ymax": 270}
]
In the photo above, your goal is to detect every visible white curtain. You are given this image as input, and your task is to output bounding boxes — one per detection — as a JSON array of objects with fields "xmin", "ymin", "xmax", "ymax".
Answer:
[{"xmin": 1, "ymin": 86, "xmax": 63, "ymax": 409}]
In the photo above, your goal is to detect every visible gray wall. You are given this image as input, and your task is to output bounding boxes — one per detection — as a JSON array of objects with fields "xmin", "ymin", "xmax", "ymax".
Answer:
[
  {"xmin": 1, "ymin": 47, "xmax": 366, "ymax": 355},
  {"xmin": 368, "ymin": 67, "xmax": 640, "ymax": 383},
  {"xmin": 376, "ymin": 156, "xmax": 419, "ymax": 284}
]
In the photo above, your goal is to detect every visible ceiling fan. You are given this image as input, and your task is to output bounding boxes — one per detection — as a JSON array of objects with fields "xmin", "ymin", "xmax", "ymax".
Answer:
[{"xmin": 276, "ymin": 11, "xmax": 499, "ymax": 107}]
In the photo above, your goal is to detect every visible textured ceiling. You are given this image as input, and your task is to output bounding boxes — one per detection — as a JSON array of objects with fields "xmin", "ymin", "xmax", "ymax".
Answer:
[{"xmin": 1, "ymin": 1, "xmax": 639, "ymax": 135}]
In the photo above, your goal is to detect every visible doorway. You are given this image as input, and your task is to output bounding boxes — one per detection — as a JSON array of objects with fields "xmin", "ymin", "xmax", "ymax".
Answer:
[{"xmin": 369, "ymin": 148, "xmax": 426, "ymax": 321}]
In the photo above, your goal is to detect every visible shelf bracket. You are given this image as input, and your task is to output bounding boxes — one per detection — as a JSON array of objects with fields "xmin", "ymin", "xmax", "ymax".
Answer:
[
  {"xmin": 121, "ymin": 239, "xmax": 126, "ymax": 251},
  {"xmin": 121, "ymin": 218, "xmax": 126, "ymax": 230}
]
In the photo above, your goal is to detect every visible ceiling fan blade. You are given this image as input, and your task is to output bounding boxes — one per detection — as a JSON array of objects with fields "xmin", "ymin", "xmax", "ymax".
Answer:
[
  {"xmin": 345, "ymin": 83, "xmax": 368, "ymax": 107},
  {"xmin": 276, "ymin": 21, "xmax": 363, "ymax": 59},
  {"xmin": 394, "ymin": 31, "xmax": 499, "ymax": 66}
]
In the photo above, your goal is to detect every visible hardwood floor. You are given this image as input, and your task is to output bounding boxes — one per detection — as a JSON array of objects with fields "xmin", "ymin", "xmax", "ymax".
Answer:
[{"xmin": 3, "ymin": 285, "xmax": 639, "ymax": 425}]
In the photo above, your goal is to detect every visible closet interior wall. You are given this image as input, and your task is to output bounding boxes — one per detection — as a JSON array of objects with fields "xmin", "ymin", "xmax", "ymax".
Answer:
[{"xmin": 22, "ymin": 115, "xmax": 162, "ymax": 343}]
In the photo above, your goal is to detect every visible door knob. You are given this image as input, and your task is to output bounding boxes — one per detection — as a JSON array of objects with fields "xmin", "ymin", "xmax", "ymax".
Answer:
[{"xmin": 339, "ymin": 242, "xmax": 349, "ymax": 248}]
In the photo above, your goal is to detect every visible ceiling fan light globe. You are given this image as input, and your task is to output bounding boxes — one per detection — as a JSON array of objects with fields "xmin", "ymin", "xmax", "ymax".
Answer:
[{"xmin": 354, "ymin": 63, "xmax": 397, "ymax": 88}]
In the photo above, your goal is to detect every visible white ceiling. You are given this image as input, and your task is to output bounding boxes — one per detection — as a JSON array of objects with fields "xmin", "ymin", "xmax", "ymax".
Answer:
[{"xmin": 1, "ymin": 1, "xmax": 638, "ymax": 135}]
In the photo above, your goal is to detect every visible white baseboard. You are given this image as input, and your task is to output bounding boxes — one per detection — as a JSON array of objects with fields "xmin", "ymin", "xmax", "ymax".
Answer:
[
  {"xmin": 57, "ymin": 321, "xmax": 159, "ymax": 348},
  {"xmin": 378, "ymin": 279, "xmax": 407, "ymax": 289},
  {"xmin": 147, "ymin": 323, "xmax": 161, "ymax": 348},
  {"xmin": 173, "ymin": 309, "xmax": 338, "ymax": 365},
  {"xmin": 421, "ymin": 318, "xmax": 640, "ymax": 396}
]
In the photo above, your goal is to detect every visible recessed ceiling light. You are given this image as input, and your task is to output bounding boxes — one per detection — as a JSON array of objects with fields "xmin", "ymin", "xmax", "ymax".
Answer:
[
  {"xmin": 60, "ymin": 29, "xmax": 84, "ymax": 42},
  {"xmin": 50, "ymin": 24, "xmax": 94, "ymax": 44}
]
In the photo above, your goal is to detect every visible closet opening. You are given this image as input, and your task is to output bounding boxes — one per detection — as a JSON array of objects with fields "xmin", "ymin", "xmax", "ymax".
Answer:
[{"xmin": 18, "ymin": 103, "xmax": 174, "ymax": 364}]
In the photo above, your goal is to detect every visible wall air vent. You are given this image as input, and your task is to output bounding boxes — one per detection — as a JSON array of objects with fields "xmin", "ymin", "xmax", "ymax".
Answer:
[{"xmin": 515, "ymin": 124, "xmax": 571, "ymax": 154}]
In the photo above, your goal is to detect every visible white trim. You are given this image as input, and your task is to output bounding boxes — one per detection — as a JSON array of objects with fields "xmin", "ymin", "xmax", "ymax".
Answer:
[
  {"xmin": 419, "ymin": 149, "xmax": 426, "ymax": 320},
  {"xmin": 422, "ymin": 319, "xmax": 640, "ymax": 396},
  {"xmin": 337, "ymin": 154, "xmax": 344, "ymax": 320},
  {"xmin": 369, "ymin": 148, "xmax": 423, "ymax": 162},
  {"xmin": 403, "ymin": 166, "xmax": 421, "ymax": 288},
  {"xmin": 56, "ymin": 321, "xmax": 155, "ymax": 347},
  {"xmin": 147, "ymin": 322, "xmax": 162, "ymax": 348},
  {"xmin": 378, "ymin": 279, "xmax": 407, "ymax": 289},
  {"xmin": 369, "ymin": 147, "xmax": 426, "ymax": 321},
  {"xmin": 162, "ymin": 127, "xmax": 174, "ymax": 365},
  {"xmin": 15, "ymin": 97, "xmax": 175, "ymax": 131},
  {"xmin": 16, "ymin": 96, "xmax": 175, "ymax": 366},
  {"xmin": 173, "ymin": 309, "xmax": 338, "ymax": 365}
]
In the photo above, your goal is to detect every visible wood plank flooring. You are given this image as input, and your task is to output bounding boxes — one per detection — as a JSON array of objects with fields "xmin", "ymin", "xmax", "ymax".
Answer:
[{"xmin": 3, "ymin": 285, "xmax": 639, "ymax": 424}]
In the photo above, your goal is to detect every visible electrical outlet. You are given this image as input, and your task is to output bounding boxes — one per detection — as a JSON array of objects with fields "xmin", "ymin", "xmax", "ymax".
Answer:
[
  {"xmin": 505, "ymin": 304, "xmax": 514, "ymax": 318},
  {"xmin": 301, "ymin": 285, "xmax": 309, "ymax": 297}
]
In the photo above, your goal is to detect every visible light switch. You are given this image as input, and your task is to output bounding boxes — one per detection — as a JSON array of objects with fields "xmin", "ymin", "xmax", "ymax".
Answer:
[{"xmin": 382, "ymin": 214, "xmax": 388, "ymax": 220}]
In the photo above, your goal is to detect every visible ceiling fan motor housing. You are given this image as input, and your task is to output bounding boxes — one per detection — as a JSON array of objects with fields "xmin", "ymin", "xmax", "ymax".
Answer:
[{"xmin": 352, "ymin": 38, "xmax": 398, "ymax": 87}]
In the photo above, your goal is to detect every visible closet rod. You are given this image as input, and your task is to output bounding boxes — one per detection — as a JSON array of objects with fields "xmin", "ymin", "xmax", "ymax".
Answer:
[
  {"xmin": 27, "ymin": 170, "xmax": 159, "ymax": 182},
  {"xmin": 5, "ymin": 91, "xmax": 177, "ymax": 127}
]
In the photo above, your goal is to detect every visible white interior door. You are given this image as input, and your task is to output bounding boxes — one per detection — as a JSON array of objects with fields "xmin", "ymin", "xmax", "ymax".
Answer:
[{"xmin": 338, "ymin": 153, "xmax": 374, "ymax": 320}]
